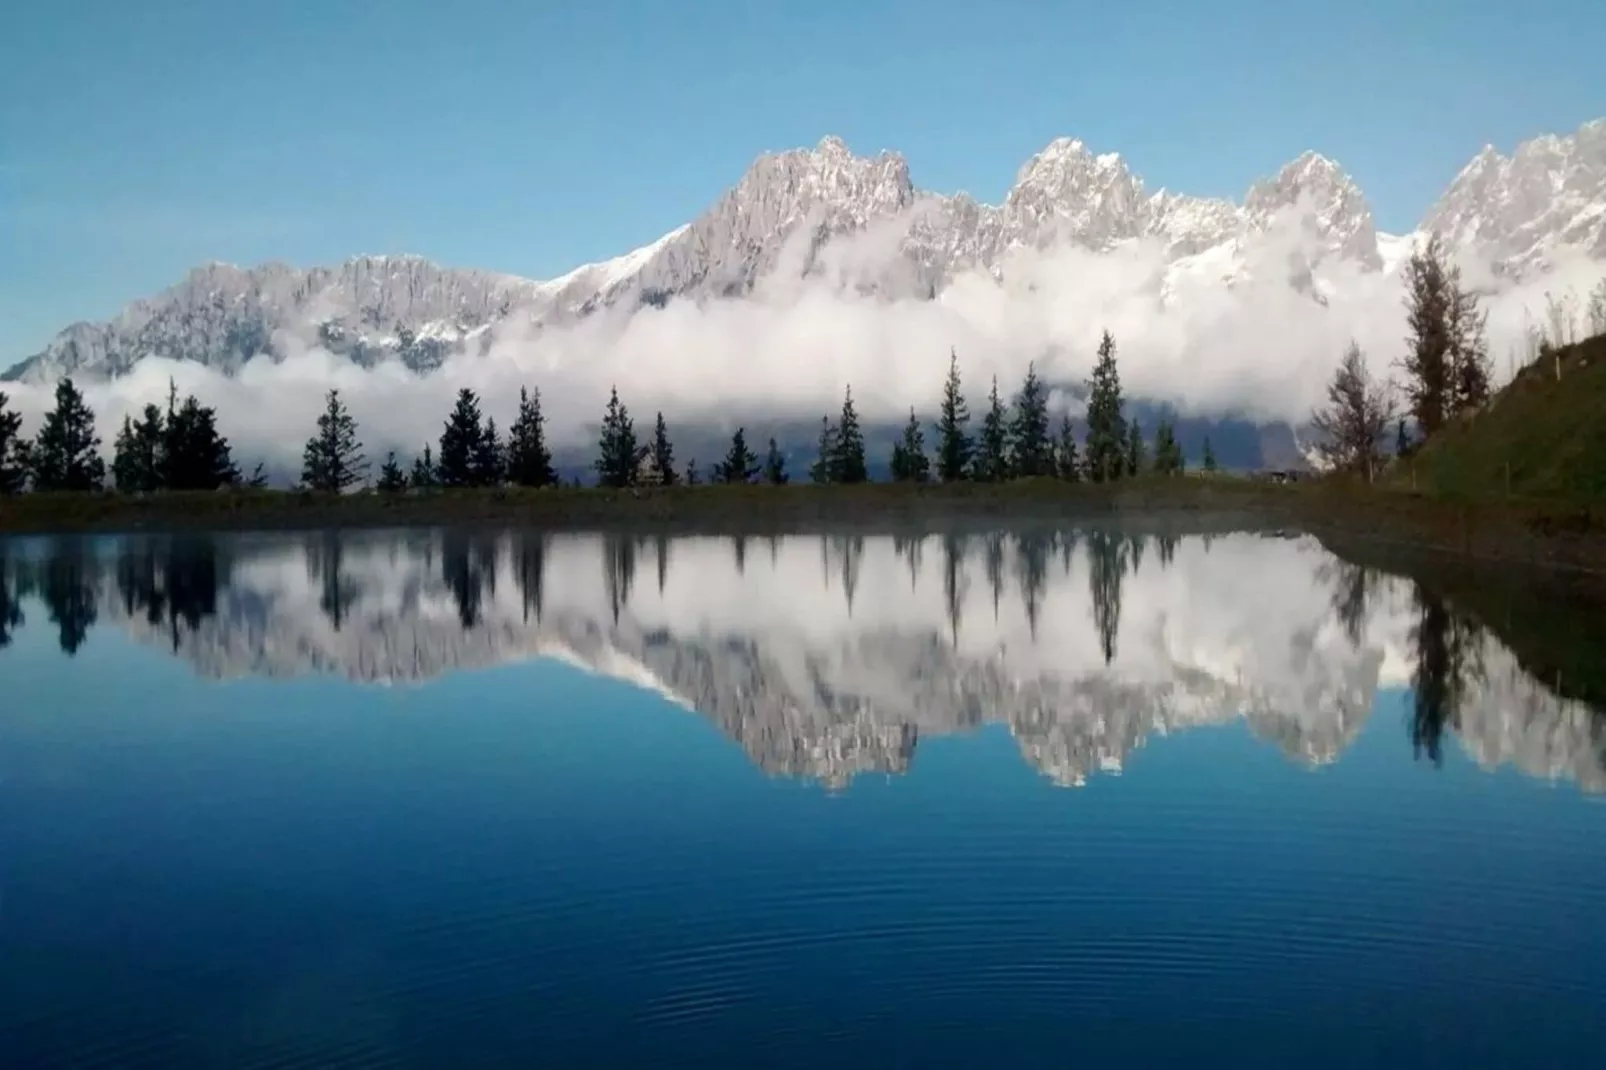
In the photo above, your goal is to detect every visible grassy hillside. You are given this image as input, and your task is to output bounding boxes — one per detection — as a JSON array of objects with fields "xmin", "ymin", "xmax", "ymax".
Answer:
[{"xmin": 1394, "ymin": 332, "xmax": 1606, "ymax": 503}]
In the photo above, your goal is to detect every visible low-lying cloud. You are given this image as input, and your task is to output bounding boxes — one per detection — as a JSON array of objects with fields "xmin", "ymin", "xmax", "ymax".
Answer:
[{"xmin": 4, "ymin": 212, "xmax": 1604, "ymax": 474}]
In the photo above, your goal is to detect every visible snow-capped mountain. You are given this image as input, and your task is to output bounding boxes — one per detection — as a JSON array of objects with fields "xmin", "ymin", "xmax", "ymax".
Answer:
[
  {"xmin": 6, "ymin": 117, "xmax": 1602, "ymax": 385},
  {"xmin": 9, "ymin": 529, "xmax": 1599, "ymax": 793}
]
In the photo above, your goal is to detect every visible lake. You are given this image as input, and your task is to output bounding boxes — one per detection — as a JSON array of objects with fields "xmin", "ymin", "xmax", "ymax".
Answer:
[{"xmin": 1, "ymin": 525, "xmax": 1604, "ymax": 1068}]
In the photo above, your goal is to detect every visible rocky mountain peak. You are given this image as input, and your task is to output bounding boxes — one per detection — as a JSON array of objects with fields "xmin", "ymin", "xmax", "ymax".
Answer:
[{"xmin": 1243, "ymin": 149, "xmax": 1380, "ymax": 269}]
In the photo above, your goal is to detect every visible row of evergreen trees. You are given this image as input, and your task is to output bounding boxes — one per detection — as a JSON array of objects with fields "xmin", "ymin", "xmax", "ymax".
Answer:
[
  {"xmin": 0, "ymin": 379, "xmax": 252, "ymax": 494},
  {"xmin": 1, "ymin": 330, "xmax": 1217, "ymax": 496}
]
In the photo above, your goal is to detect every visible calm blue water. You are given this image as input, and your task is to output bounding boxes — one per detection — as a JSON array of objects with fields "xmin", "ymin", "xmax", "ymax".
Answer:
[{"xmin": 1, "ymin": 528, "xmax": 1604, "ymax": 1068}]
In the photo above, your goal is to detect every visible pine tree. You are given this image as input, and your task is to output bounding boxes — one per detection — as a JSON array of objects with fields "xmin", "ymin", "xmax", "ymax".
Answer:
[
  {"xmin": 1447, "ymin": 283, "xmax": 1492, "ymax": 414},
  {"xmin": 505, "ymin": 386, "xmax": 557, "ymax": 488},
  {"xmin": 471, "ymin": 416, "xmax": 504, "ymax": 486},
  {"xmin": 935, "ymin": 349, "xmax": 973, "ymax": 482},
  {"xmin": 113, "ymin": 404, "xmax": 165, "ymax": 493},
  {"xmin": 376, "ymin": 451, "xmax": 407, "ymax": 492},
  {"xmin": 1084, "ymin": 331, "xmax": 1126, "ymax": 482},
  {"xmin": 300, "ymin": 389, "xmax": 366, "ymax": 493},
  {"xmin": 830, "ymin": 386, "xmax": 868, "ymax": 484},
  {"xmin": 973, "ymin": 376, "xmax": 1009, "ymax": 482},
  {"xmin": 1151, "ymin": 419, "xmax": 1185, "ymax": 476},
  {"xmin": 1055, "ymin": 413, "xmax": 1080, "ymax": 481},
  {"xmin": 437, "ymin": 388, "xmax": 484, "ymax": 488},
  {"xmin": 162, "ymin": 390, "xmax": 238, "ymax": 490},
  {"xmin": 1008, "ymin": 362, "xmax": 1052, "ymax": 477},
  {"xmin": 684, "ymin": 459, "xmax": 700, "ymax": 485},
  {"xmin": 1400, "ymin": 234, "xmax": 1455, "ymax": 436},
  {"xmin": 594, "ymin": 386, "xmax": 641, "ymax": 488},
  {"xmin": 29, "ymin": 378, "xmax": 105, "ymax": 492},
  {"xmin": 889, "ymin": 408, "xmax": 930, "ymax": 483},
  {"xmin": 648, "ymin": 411, "xmax": 677, "ymax": 487},
  {"xmin": 410, "ymin": 445, "xmax": 437, "ymax": 488},
  {"xmin": 1126, "ymin": 418, "xmax": 1145, "ymax": 477},
  {"xmin": 1311, "ymin": 342, "xmax": 1396, "ymax": 482},
  {"xmin": 1202, "ymin": 437, "xmax": 1218, "ymax": 473},
  {"xmin": 809, "ymin": 416, "xmax": 836, "ymax": 484},
  {"xmin": 713, "ymin": 427, "xmax": 761, "ymax": 483},
  {"xmin": 0, "ymin": 391, "xmax": 27, "ymax": 493},
  {"xmin": 244, "ymin": 462, "xmax": 269, "ymax": 489},
  {"xmin": 763, "ymin": 437, "xmax": 789, "ymax": 484}
]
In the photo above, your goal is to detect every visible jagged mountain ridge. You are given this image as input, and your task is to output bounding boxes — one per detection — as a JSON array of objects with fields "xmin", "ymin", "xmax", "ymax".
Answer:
[{"xmin": 7, "ymin": 117, "xmax": 1604, "ymax": 386}]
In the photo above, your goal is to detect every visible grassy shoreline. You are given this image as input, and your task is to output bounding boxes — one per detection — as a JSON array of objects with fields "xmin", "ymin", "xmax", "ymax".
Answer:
[{"xmin": 3, "ymin": 478, "xmax": 1604, "ymax": 573}]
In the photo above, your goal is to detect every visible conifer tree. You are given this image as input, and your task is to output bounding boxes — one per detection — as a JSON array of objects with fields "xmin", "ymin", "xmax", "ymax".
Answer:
[
  {"xmin": 594, "ymin": 386, "xmax": 642, "ymax": 488},
  {"xmin": 471, "ymin": 416, "xmax": 504, "ymax": 486},
  {"xmin": 244, "ymin": 462, "xmax": 269, "ymax": 489},
  {"xmin": 113, "ymin": 404, "xmax": 166, "ymax": 493},
  {"xmin": 889, "ymin": 408, "xmax": 930, "ymax": 482},
  {"xmin": 300, "ymin": 389, "xmax": 366, "ymax": 492},
  {"xmin": 713, "ymin": 426, "xmax": 761, "ymax": 483},
  {"xmin": 1151, "ymin": 419, "xmax": 1184, "ymax": 476},
  {"xmin": 506, "ymin": 386, "xmax": 557, "ymax": 488},
  {"xmin": 809, "ymin": 416, "xmax": 836, "ymax": 484},
  {"xmin": 972, "ymin": 376, "xmax": 1010, "ymax": 482},
  {"xmin": 1202, "ymin": 437, "xmax": 1218, "ymax": 473},
  {"xmin": 376, "ymin": 451, "xmax": 407, "ymax": 492},
  {"xmin": 1447, "ymin": 284, "xmax": 1492, "ymax": 414},
  {"xmin": 1055, "ymin": 413, "xmax": 1080, "ymax": 481},
  {"xmin": 1311, "ymin": 342, "xmax": 1395, "ymax": 482},
  {"xmin": 763, "ymin": 437, "xmax": 789, "ymax": 484},
  {"xmin": 684, "ymin": 459, "xmax": 700, "ymax": 485},
  {"xmin": 410, "ymin": 445, "xmax": 437, "ymax": 488},
  {"xmin": 1008, "ymin": 362, "xmax": 1052, "ymax": 477},
  {"xmin": 1395, "ymin": 419, "xmax": 1412, "ymax": 458},
  {"xmin": 1084, "ymin": 330, "xmax": 1126, "ymax": 482},
  {"xmin": 437, "ymin": 388, "xmax": 484, "ymax": 488},
  {"xmin": 162, "ymin": 389, "xmax": 238, "ymax": 490},
  {"xmin": 935, "ymin": 349, "xmax": 973, "ymax": 482},
  {"xmin": 830, "ymin": 386, "xmax": 868, "ymax": 484},
  {"xmin": 648, "ymin": 411, "xmax": 677, "ymax": 487},
  {"xmin": 1126, "ymin": 418, "xmax": 1145, "ymax": 477},
  {"xmin": 1400, "ymin": 234, "xmax": 1455, "ymax": 436},
  {"xmin": 30, "ymin": 378, "xmax": 105, "ymax": 492},
  {"xmin": 0, "ymin": 391, "xmax": 27, "ymax": 493}
]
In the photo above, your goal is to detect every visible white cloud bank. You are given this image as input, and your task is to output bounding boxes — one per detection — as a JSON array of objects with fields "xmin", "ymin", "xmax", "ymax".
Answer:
[{"xmin": 4, "ymin": 215, "xmax": 1604, "ymax": 473}]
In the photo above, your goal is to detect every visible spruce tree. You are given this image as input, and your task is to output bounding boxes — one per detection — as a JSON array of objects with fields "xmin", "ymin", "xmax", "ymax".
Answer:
[
  {"xmin": 935, "ymin": 349, "xmax": 972, "ymax": 482},
  {"xmin": 1151, "ymin": 419, "xmax": 1184, "ymax": 476},
  {"xmin": 1202, "ymin": 437, "xmax": 1218, "ymax": 473},
  {"xmin": 1400, "ymin": 234, "xmax": 1454, "ymax": 436},
  {"xmin": 471, "ymin": 416, "xmax": 504, "ymax": 486},
  {"xmin": 973, "ymin": 376, "xmax": 1009, "ymax": 482},
  {"xmin": 300, "ymin": 389, "xmax": 366, "ymax": 492},
  {"xmin": 113, "ymin": 404, "xmax": 166, "ymax": 493},
  {"xmin": 1126, "ymin": 418, "xmax": 1145, "ymax": 477},
  {"xmin": 830, "ymin": 386, "xmax": 868, "ymax": 484},
  {"xmin": 763, "ymin": 437, "xmax": 789, "ymax": 484},
  {"xmin": 0, "ymin": 391, "xmax": 27, "ymax": 493},
  {"xmin": 162, "ymin": 390, "xmax": 238, "ymax": 490},
  {"xmin": 410, "ymin": 445, "xmax": 437, "ymax": 488},
  {"xmin": 506, "ymin": 386, "xmax": 557, "ymax": 488},
  {"xmin": 594, "ymin": 386, "xmax": 641, "ymax": 489},
  {"xmin": 809, "ymin": 416, "xmax": 836, "ymax": 484},
  {"xmin": 30, "ymin": 378, "xmax": 105, "ymax": 492},
  {"xmin": 648, "ymin": 411, "xmax": 677, "ymax": 487},
  {"xmin": 1055, "ymin": 413, "xmax": 1080, "ymax": 481},
  {"xmin": 1084, "ymin": 331, "xmax": 1126, "ymax": 482},
  {"xmin": 890, "ymin": 408, "xmax": 930, "ymax": 483},
  {"xmin": 1008, "ymin": 362, "xmax": 1052, "ymax": 477},
  {"xmin": 713, "ymin": 427, "xmax": 761, "ymax": 483},
  {"xmin": 376, "ymin": 451, "xmax": 407, "ymax": 492},
  {"xmin": 437, "ymin": 388, "xmax": 484, "ymax": 488}
]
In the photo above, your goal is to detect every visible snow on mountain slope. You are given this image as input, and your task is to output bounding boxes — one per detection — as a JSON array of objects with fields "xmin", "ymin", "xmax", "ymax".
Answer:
[{"xmin": 8, "ymin": 116, "xmax": 1602, "ymax": 387}]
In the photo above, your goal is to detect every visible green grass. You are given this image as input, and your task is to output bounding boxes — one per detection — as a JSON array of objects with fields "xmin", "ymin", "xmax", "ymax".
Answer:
[{"xmin": 1391, "ymin": 332, "xmax": 1606, "ymax": 503}]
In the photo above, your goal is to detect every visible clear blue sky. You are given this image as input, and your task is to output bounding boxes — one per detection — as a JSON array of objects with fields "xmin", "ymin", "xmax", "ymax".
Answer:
[{"xmin": 2, "ymin": 0, "xmax": 1602, "ymax": 361}]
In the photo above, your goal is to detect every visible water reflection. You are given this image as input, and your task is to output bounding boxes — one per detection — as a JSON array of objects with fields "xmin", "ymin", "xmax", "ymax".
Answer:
[{"xmin": 2, "ymin": 528, "xmax": 1603, "ymax": 790}]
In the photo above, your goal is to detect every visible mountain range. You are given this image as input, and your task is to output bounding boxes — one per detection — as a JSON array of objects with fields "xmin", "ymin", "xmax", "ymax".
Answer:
[{"xmin": 6, "ymin": 118, "xmax": 1604, "ymax": 390}]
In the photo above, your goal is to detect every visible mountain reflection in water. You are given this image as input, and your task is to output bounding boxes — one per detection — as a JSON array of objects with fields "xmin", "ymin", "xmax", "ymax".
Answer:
[{"xmin": 1, "ymin": 527, "xmax": 1601, "ymax": 791}]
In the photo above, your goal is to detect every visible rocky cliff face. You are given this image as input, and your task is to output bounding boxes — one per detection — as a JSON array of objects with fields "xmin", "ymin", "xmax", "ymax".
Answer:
[{"xmin": 8, "ymin": 117, "xmax": 1602, "ymax": 385}]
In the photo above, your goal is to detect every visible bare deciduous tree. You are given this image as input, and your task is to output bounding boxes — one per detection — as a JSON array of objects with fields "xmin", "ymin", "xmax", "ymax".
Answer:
[{"xmin": 1312, "ymin": 342, "xmax": 1396, "ymax": 482}]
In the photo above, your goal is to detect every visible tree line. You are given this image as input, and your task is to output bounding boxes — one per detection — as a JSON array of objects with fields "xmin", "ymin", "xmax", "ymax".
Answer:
[{"xmin": 1, "ymin": 328, "xmax": 1218, "ymax": 496}]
